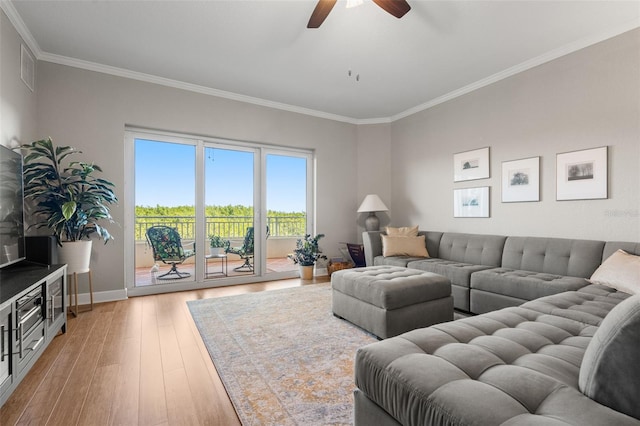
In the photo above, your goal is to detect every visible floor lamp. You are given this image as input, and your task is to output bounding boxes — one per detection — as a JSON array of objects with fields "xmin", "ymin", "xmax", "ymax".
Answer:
[{"xmin": 357, "ymin": 194, "xmax": 389, "ymax": 232}]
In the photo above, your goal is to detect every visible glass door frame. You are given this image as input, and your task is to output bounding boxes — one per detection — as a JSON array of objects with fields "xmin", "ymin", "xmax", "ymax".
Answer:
[
  {"xmin": 259, "ymin": 148, "xmax": 314, "ymax": 280},
  {"xmin": 124, "ymin": 128, "xmax": 315, "ymax": 297},
  {"xmin": 200, "ymin": 141, "xmax": 261, "ymax": 281}
]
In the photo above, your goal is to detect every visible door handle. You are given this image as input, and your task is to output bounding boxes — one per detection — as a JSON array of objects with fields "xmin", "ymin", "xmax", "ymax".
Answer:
[
  {"xmin": 19, "ymin": 305, "xmax": 41, "ymax": 328},
  {"xmin": 49, "ymin": 294, "xmax": 55, "ymax": 322},
  {"xmin": 18, "ymin": 322, "xmax": 23, "ymax": 358}
]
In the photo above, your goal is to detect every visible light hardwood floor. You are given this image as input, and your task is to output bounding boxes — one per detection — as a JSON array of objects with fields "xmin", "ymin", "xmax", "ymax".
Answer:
[{"xmin": 1, "ymin": 276, "xmax": 330, "ymax": 426}]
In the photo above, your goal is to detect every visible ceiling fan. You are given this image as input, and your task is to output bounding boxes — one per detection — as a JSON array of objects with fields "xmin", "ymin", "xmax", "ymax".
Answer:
[{"xmin": 307, "ymin": 0, "xmax": 411, "ymax": 28}]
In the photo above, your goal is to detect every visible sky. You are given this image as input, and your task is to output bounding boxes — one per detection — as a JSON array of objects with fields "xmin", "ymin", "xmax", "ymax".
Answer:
[{"xmin": 135, "ymin": 139, "xmax": 306, "ymax": 212}]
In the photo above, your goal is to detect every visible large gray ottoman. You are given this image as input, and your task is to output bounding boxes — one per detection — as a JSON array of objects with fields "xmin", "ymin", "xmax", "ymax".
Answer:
[{"xmin": 331, "ymin": 265, "xmax": 453, "ymax": 339}]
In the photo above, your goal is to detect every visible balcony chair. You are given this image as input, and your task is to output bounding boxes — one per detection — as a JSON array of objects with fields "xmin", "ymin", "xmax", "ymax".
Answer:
[
  {"xmin": 146, "ymin": 225, "xmax": 195, "ymax": 280},
  {"xmin": 226, "ymin": 226, "xmax": 269, "ymax": 272}
]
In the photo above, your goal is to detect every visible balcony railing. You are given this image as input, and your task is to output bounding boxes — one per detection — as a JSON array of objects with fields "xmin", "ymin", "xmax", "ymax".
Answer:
[{"xmin": 135, "ymin": 215, "xmax": 306, "ymax": 241}]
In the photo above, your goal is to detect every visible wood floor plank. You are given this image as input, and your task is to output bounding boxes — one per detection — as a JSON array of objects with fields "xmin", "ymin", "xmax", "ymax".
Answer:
[
  {"xmin": 158, "ymin": 324, "xmax": 183, "ymax": 373},
  {"xmin": 180, "ymin": 340, "xmax": 240, "ymax": 426},
  {"xmin": 106, "ymin": 296, "xmax": 143, "ymax": 426},
  {"xmin": 108, "ymin": 336, "xmax": 141, "ymax": 426},
  {"xmin": 75, "ymin": 363, "xmax": 119, "ymax": 426},
  {"xmin": 13, "ymin": 309, "xmax": 105, "ymax": 425},
  {"xmin": 1, "ymin": 277, "xmax": 329, "ymax": 426},
  {"xmin": 164, "ymin": 368, "xmax": 201, "ymax": 426},
  {"xmin": 45, "ymin": 308, "xmax": 114, "ymax": 425},
  {"xmin": 138, "ymin": 296, "xmax": 168, "ymax": 425},
  {"xmin": 96, "ymin": 301, "xmax": 130, "ymax": 368}
]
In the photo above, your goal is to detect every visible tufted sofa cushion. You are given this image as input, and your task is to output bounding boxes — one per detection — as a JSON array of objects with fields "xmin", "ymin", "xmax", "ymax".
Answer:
[
  {"xmin": 355, "ymin": 286, "xmax": 637, "ymax": 426},
  {"xmin": 437, "ymin": 233, "xmax": 506, "ymax": 266},
  {"xmin": 471, "ymin": 269, "xmax": 588, "ymax": 299},
  {"xmin": 408, "ymin": 258, "xmax": 495, "ymax": 312},
  {"xmin": 579, "ymin": 294, "xmax": 640, "ymax": 420},
  {"xmin": 331, "ymin": 266, "xmax": 451, "ymax": 309},
  {"xmin": 401, "ymin": 233, "xmax": 506, "ymax": 312},
  {"xmin": 408, "ymin": 259, "xmax": 496, "ymax": 287},
  {"xmin": 501, "ymin": 237, "xmax": 605, "ymax": 278}
]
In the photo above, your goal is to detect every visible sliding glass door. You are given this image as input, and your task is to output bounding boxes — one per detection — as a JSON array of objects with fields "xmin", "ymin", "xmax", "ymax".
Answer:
[
  {"xmin": 125, "ymin": 130, "xmax": 313, "ymax": 294},
  {"xmin": 265, "ymin": 153, "xmax": 310, "ymax": 275},
  {"xmin": 133, "ymin": 137, "xmax": 196, "ymax": 288},
  {"xmin": 204, "ymin": 146, "xmax": 257, "ymax": 279}
]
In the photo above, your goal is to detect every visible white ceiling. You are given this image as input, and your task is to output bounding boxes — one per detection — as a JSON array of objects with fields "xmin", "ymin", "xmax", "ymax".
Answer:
[{"xmin": 5, "ymin": 0, "xmax": 640, "ymax": 123}]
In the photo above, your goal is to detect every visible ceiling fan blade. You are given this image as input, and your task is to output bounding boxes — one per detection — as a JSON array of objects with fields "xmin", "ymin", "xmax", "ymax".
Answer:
[
  {"xmin": 307, "ymin": 0, "xmax": 338, "ymax": 28},
  {"xmin": 372, "ymin": 0, "xmax": 411, "ymax": 19}
]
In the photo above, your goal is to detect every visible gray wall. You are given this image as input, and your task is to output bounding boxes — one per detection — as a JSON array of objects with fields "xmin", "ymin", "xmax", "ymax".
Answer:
[
  {"xmin": 388, "ymin": 28, "xmax": 640, "ymax": 242},
  {"xmin": 356, "ymin": 123, "xmax": 392, "ymax": 235},
  {"xmin": 1, "ymin": 10, "xmax": 37, "ymax": 148},
  {"xmin": 36, "ymin": 62, "xmax": 359, "ymax": 298}
]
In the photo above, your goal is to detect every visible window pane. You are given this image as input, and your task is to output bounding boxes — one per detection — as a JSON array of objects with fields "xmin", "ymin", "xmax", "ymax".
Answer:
[
  {"xmin": 205, "ymin": 147, "xmax": 255, "ymax": 277},
  {"xmin": 266, "ymin": 154, "xmax": 307, "ymax": 274},
  {"xmin": 134, "ymin": 139, "xmax": 195, "ymax": 286}
]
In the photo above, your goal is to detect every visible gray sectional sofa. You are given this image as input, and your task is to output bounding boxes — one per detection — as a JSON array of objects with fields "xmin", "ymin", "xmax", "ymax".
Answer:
[
  {"xmin": 363, "ymin": 230, "xmax": 639, "ymax": 314},
  {"xmin": 356, "ymin": 231, "xmax": 640, "ymax": 425}
]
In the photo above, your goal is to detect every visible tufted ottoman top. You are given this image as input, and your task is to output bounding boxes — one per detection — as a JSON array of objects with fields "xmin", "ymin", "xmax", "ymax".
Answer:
[
  {"xmin": 331, "ymin": 266, "xmax": 451, "ymax": 310},
  {"xmin": 355, "ymin": 285, "xmax": 638, "ymax": 425}
]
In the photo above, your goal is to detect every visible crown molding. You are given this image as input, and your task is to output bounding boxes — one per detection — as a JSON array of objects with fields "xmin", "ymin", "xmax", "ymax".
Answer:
[
  {"xmin": 39, "ymin": 52, "xmax": 360, "ymax": 125},
  {"xmin": 3, "ymin": 0, "xmax": 639, "ymax": 126},
  {"xmin": 391, "ymin": 19, "xmax": 640, "ymax": 122}
]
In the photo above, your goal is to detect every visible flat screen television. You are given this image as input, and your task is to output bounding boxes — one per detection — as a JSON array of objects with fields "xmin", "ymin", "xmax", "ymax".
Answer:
[{"xmin": 0, "ymin": 144, "xmax": 26, "ymax": 268}]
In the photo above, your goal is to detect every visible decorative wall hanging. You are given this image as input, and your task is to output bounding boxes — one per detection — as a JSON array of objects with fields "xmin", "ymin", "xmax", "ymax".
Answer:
[
  {"xmin": 502, "ymin": 156, "xmax": 540, "ymax": 203},
  {"xmin": 454, "ymin": 147, "xmax": 490, "ymax": 182},
  {"xmin": 454, "ymin": 187, "xmax": 490, "ymax": 218},
  {"xmin": 556, "ymin": 147, "xmax": 607, "ymax": 201}
]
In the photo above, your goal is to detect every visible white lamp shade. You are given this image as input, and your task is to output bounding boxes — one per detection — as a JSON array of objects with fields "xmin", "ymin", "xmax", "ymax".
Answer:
[{"xmin": 357, "ymin": 194, "xmax": 389, "ymax": 213}]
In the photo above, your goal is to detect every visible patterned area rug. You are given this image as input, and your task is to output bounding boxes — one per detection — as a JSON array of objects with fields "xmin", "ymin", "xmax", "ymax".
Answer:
[{"xmin": 187, "ymin": 284, "xmax": 377, "ymax": 425}]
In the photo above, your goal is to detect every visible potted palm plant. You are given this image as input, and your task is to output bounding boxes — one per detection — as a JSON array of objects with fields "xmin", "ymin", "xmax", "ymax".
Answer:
[
  {"xmin": 21, "ymin": 138, "xmax": 117, "ymax": 273},
  {"xmin": 208, "ymin": 234, "xmax": 229, "ymax": 256},
  {"xmin": 288, "ymin": 233, "xmax": 327, "ymax": 280}
]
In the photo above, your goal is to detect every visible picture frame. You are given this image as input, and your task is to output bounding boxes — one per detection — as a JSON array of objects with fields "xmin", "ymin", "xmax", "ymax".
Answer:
[
  {"xmin": 453, "ymin": 147, "xmax": 490, "ymax": 182},
  {"xmin": 454, "ymin": 187, "xmax": 490, "ymax": 218},
  {"xmin": 20, "ymin": 44, "xmax": 35, "ymax": 92},
  {"xmin": 502, "ymin": 156, "xmax": 540, "ymax": 203},
  {"xmin": 556, "ymin": 147, "xmax": 607, "ymax": 201}
]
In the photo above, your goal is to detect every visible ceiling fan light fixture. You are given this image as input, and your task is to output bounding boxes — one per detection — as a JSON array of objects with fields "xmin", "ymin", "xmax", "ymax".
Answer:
[{"xmin": 346, "ymin": 0, "xmax": 364, "ymax": 9}]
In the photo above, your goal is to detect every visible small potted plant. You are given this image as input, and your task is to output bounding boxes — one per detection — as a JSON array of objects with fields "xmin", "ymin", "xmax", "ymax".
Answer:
[
  {"xmin": 21, "ymin": 138, "xmax": 117, "ymax": 273},
  {"xmin": 209, "ymin": 234, "xmax": 229, "ymax": 256},
  {"xmin": 288, "ymin": 233, "xmax": 327, "ymax": 280}
]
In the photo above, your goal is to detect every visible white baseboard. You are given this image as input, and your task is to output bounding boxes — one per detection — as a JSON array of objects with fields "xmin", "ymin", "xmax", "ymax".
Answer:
[{"xmin": 72, "ymin": 289, "xmax": 128, "ymax": 306}]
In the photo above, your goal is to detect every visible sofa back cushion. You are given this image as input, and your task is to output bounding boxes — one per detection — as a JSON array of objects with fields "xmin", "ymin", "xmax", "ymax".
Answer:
[
  {"xmin": 603, "ymin": 241, "xmax": 640, "ymax": 259},
  {"xmin": 437, "ymin": 233, "xmax": 506, "ymax": 266},
  {"xmin": 502, "ymin": 237, "xmax": 604, "ymax": 278},
  {"xmin": 579, "ymin": 294, "xmax": 640, "ymax": 420},
  {"xmin": 420, "ymin": 231, "xmax": 444, "ymax": 259}
]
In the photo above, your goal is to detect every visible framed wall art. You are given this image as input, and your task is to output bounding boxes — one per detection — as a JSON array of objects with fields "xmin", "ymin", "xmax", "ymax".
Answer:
[
  {"xmin": 454, "ymin": 187, "xmax": 490, "ymax": 218},
  {"xmin": 453, "ymin": 147, "xmax": 490, "ymax": 182},
  {"xmin": 502, "ymin": 156, "xmax": 540, "ymax": 203},
  {"xmin": 556, "ymin": 147, "xmax": 607, "ymax": 201}
]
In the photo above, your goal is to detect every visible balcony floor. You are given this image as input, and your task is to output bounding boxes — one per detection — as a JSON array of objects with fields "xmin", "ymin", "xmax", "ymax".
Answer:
[{"xmin": 135, "ymin": 256, "xmax": 295, "ymax": 286}]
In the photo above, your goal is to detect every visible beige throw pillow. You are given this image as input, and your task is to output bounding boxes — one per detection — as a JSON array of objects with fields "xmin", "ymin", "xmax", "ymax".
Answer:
[
  {"xmin": 386, "ymin": 225, "xmax": 419, "ymax": 237},
  {"xmin": 589, "ymin": 249, "xmax": 640, "ymax": 295},
  {"xmin": 381, "ymin": 235, "xmax": 429, "ymax": 258}
]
